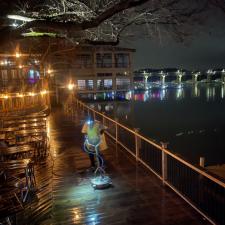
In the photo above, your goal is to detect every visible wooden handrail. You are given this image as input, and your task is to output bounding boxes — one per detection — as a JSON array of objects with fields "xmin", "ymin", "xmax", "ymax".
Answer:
[{"xmin": 77, "ymin": 99, "xmax": 225, "ymax": 189}]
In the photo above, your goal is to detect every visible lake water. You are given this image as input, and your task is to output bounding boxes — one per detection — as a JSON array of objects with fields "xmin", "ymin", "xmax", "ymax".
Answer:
[{"xmin": 89, "ymin": 83, "xmax": 225, "ymax": 166}]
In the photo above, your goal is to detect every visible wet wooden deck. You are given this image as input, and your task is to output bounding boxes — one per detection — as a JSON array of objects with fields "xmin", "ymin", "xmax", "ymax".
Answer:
[{"xmin": 19, "ymin": 107, "xmax": 210, "ymax": 225}]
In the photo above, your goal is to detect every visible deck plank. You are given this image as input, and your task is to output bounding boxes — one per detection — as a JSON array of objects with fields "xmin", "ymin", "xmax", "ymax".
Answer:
[{"xmin": 17, "ymin": 108, "xmax": 210, "ymax": 225}]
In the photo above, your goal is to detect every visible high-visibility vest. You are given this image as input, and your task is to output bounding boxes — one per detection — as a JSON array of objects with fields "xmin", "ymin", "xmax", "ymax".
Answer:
[{"xmin": 87, "ymin": 123, "xmax": 101, "ymax": 145}]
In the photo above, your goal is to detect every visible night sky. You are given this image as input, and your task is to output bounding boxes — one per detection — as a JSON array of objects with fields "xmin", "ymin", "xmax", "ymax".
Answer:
[{"xmin": 128, "ymin": 12, "xmax": 225, "ymax": 71}]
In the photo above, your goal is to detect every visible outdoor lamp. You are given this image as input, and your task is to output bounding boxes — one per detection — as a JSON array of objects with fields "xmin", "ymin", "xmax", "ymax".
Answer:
[
  {"xmin": 67, "ymin": 83, "xmax": 75, "ymax": 90},
  {"xmin": 15, "ymin": 52, "xmax": 20, "ymax": 58}
]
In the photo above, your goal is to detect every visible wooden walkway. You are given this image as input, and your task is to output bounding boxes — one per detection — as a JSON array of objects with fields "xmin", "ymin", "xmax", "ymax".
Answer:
[{"xmin": 18, "ymin": 107, "xmax": 210, "ymax": 225}]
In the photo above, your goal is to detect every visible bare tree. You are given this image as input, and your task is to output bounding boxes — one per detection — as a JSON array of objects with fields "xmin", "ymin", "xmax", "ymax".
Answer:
[{"xmin": 1, "ymin": 0, "xmax": 225, "ymax": 46}]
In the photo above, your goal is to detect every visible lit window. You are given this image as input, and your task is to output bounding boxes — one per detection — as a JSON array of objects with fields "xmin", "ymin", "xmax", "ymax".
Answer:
[
  {"xmin": 116, "ymin": 78, "xmax": 130, "ymax": 90},
  {"xmin": 77, "ymin": 80, "xmax": 86, "ymax": 90},
  {"xmin": 29, "ymin": 70, "xmax": 34, "ymax": 79},
  {"xmin": 86, "ymin": 80, "xmax": 93, "ymax": 90},
  {"xmin": 97, "ymin": 80, "xmax": 104, "ymax": 90},
  {"xmin": 104, "ymin": 79, "xmax": 112, "ymax": 89},
  {"xmin": 97, "ymin": 79, "xmax": 112, "ymax": 90},
  {"xmin": 28, "ymin": 69, "xmax": 40, "ymax": 84}
]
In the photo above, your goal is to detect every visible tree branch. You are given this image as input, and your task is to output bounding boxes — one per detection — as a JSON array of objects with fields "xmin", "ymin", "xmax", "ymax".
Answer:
[
  {"xmin": 0, "ymin": 0, "xmax": 224, "ymax": 47},
  {"xmin": 82, "ymin": 0, "xmax": 150, "ymax": 29}
]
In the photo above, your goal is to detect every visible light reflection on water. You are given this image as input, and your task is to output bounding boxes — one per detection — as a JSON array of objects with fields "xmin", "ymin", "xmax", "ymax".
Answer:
[
  {"xmin": 90, "ymin": 83, "xmax": 225, "ymax": 165},
  {"xmin": 72, "ymin": 208, "xmax": 81, "ymax": 223}
]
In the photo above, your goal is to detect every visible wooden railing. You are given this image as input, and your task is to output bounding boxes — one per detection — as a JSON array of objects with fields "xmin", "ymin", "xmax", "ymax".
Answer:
[{"xmin": 75, "ymin": 99, "xmax": 225, "ymax": 225}]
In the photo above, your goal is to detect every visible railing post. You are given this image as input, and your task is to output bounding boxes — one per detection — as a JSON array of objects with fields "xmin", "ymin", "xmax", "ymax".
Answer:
[
  {"xmin": 102, "ymin": 112, "xmax": 105, "ymax": 126},
  {"xmin": 115, "ymin": 118, "xmax": 118, "ymax": 143},
  {"xmin": 134, "ymin": 128, "xmax": 140, "ymax": 161},
  {"xmin": 93, "ymin": 110, "xmax": 96, "ymax": 120},
  {"xmin": 199, "ymin": 157, "xmax": 205, "ymax": 168},
  {"xmin": 161, "ymin": 142, "xmax": 168, "ymax": 185},
  {"xmin": 2, "ymin": 99, "xmax": 5, "ymax": 112}
]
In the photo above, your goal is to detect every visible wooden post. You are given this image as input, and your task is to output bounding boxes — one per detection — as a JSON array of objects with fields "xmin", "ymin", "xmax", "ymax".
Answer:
[
  {"xmin": 134, "ymin": 128, "xmax": 140, "ymax": 161},
  {"xmin": 2, "ymin": 99, "xmax": 5, "ymax": 112},
  {"xmin": 161, "ymin": 142, "xmax": 168, "ymax": 185},
  {"xmin": 0, "ymin": 119, "xmax": 3, "ymax": 128},
  {"xmin": 115, "ymin": 118, "xmax": 118, "ymax": 143},
  {"xmin": 102, "ymin": 112, "xmax": 105, "ymax": 126},
  {"xmin": 200, "ymin": 157, "xmax": 205, "ymax": 168},
  {"xmin": 9, "ymin": 98, "xmax": 13, "ymax": 111},
  {"xmin": 93, "ymin": 111, "xmax": 96, "ymax": 120},
  {"xmin": 55, "ymin": 84, "xmax": 59, "ymax": 104}
]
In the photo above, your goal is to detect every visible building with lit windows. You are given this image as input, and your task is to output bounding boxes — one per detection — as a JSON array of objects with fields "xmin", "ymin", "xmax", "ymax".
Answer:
[
  {"xmin": 63, "ymin": 46, "xmax": 135, "ymax": 99},
  {"xmin": 0, "ymin": 53, "xmax": 50, "ymax": 113}
]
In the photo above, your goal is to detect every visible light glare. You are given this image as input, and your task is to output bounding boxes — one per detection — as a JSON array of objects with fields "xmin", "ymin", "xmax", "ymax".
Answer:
[
  {"xmin": 7, "ymin": 15, "xmax": 35, "ymax": 22},
  {"xmin": 15, "ymin": 52, "xmax": 20, "ymax": 58},
  {"xmin": 68, "ymin": 83, "xmax": 75, "ymax": 90}
]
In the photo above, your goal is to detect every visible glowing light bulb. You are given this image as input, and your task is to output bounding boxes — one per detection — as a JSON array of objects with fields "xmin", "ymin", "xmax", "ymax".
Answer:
[
  {"xmin": 3, "ymin": 60, "xmax": 8, "ymax": 65},
  {"xmin": 17, "ymin": 93, "xmax": 24, "ymax": 98},
  {"xmin": 67, "ymin": 83, "xmax": 75, "ymax": 90},
  {"xmin": 41, "ymin": 90, "xmax": 47, "ymax": 95},
  {"xmin": 15, "ymin": 52, "xmax": 20, "ymax": 58}
]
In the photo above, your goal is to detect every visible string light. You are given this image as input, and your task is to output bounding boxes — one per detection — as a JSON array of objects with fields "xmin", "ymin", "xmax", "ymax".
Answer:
[
  {"xmin": 17, "ymin": 93, "xmax": 24, "ymax": 98},
  {"xmin": 47, "ymin": 69, "xmax": 52, "ymax": 74},
  {"xmin": 0, "ymin": 60, "xmax": 8, "ymax": 66},
  {"xmin": 41, "ymin": 90, "xmax": 47, "ymax": 95},
  {"xmin": 0, "ymin": 90, "xmax": 49, "ymax": 99},
  {"xmin": 29, "ymin": 92, "xmax": 36, "ymax": 97}
]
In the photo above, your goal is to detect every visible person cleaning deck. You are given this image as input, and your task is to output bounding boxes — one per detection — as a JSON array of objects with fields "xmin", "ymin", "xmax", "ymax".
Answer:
[{"xmin": 81, "ymin": 116, "xmax": 107, "ymax": 171}]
